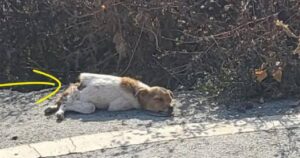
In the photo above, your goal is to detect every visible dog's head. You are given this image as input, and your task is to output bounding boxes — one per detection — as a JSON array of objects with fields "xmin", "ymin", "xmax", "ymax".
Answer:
[{"xmin": 136, "ymin": 86, "xmax": 174, "ymax": 116}]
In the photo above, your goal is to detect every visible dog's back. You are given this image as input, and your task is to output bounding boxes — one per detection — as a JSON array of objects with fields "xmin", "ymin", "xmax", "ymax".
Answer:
[
  {"xmin": 78, "ymin": 73, "xmax": 136, "ymax": 108},
  {"xmin": 79, "ymin": 73, "xmax": 120, "ymax": 86}
]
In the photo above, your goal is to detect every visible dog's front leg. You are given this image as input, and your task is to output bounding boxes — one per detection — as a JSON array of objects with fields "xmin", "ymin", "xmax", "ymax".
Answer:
[{"xmin": 55, "ymin": 104, "xmax": 66, "ymax": 121}]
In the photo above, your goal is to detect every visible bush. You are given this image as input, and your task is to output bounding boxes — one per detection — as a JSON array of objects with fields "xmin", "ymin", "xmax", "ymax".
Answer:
[{"xmin": 1, "ymin": 0, "xmax": 300, "ymax": 101}]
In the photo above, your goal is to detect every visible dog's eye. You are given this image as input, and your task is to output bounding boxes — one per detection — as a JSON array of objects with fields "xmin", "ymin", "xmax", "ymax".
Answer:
[{"xmin": 154, "ymin": 97, "xmax": 163, "ymax": 102}]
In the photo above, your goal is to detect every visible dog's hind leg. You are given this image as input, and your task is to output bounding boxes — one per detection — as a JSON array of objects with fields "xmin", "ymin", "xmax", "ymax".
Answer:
[
  {"xmin": 44, "ymin": 93, "xmax": 65, "ymax": 116},
  {"xmin": 44, "ymin": 83, "xmax": 80, "ymax": 116},
  {"xmin": 55, "ymin": 101, "xmax": 96, "ymax": 121}
]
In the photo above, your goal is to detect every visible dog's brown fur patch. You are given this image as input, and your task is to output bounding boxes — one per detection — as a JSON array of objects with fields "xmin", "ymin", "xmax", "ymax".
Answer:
[
  {"xmin": 45, "ymin": 83, "xmax": 80, "ymax": 116},
  {"xmin": 137, "ymin": 87, "xmax": 173, "ymax": 112},
  {"xmin": 120, "ymin": 77, "xmax": 139, "ymax": 95},
  {"xmin": 56, "ymin": 83, "xmax": 79, "ymax": 106}
]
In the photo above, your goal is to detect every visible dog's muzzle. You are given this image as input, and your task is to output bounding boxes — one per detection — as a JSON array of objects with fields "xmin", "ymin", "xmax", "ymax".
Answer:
[
  {"xmin": 159, "ymin": 106, "xmax": 174, "ymax": 117},
  {"xmin": 144, "ymin": 106, "xmax": 174, "ymax": 117},
  {"xmin": 167, "ymin": 106, "xmax": 174, "ymax": 116}
]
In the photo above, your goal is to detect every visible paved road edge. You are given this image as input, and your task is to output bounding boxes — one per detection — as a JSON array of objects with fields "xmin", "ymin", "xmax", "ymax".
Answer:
[{"xmin": 1, "ymin": 113, "xmax": 300, "ymax": 158}]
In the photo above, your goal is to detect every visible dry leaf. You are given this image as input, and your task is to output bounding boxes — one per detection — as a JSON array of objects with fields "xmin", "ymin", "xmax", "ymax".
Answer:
[
  {"xmin": 272, "ymin": 67, "xmax": 283, "ymax": 82},
  {"xmin": 294, "ymin": 39, "xmax": 300, "ymax": 58},
  {"xmin": 260, "ymin": 63, "xmax": 267, "ymax": 69},
  {"xmin": 255, "ymin": 69, "xmax": 268, "ymax": 82},
  {"xmin": 101, "ymin": 5, "xmax": 106, "ymax": 10},
  {"xmin": 275, "ymin": 20, "xmax": 298, "ymax": 38},
  {"xmin": 113, "ymin": 31, "xmax": 128, "ymax": 59},
  {"xmin": 275, "ymin": 20, "xmax": 289, "ymax": 29}
]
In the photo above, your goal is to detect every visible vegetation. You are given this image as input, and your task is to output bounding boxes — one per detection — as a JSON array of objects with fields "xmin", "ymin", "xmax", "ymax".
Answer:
[{"xmin": 1, "ymin": 0, "xmax": 299, "ymax": 101}]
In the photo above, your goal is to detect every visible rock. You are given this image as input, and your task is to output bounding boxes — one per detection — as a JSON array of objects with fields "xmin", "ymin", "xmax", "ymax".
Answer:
[{"xmin": 11, "ymin": 136, "xmax": 18, "ymax": 140}]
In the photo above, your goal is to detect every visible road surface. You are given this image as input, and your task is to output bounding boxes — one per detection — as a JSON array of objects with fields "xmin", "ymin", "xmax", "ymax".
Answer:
[{"xmin": 0, "ymin": 89, "xmax": 299, "ymax": 158}]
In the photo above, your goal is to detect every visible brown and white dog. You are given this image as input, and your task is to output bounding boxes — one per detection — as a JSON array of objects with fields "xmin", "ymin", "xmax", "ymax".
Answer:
[{"xmin": 44, "ymin": 73, "xmax": 174, "ymax": 121}]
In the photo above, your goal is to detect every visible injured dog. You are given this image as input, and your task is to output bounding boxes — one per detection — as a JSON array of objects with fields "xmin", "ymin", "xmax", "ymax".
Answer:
[{"xmin": 44, "ymin": 73, "xmax": 174, "ymax": 121}]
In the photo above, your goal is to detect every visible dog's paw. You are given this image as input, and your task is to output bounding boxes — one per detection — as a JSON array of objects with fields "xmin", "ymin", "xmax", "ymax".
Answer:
[
  {"xmin": 44, "ymin": 106, "xmax": 58, "ymax": 116},
  {"xmin": 55, "ymin": 112, "xmax": 65, "ymax": 122}
]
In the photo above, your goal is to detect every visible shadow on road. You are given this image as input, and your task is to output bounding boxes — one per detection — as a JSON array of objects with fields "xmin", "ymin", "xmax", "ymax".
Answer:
[
  {"xmin": 59, "ymin": 90, "xmax": 300, "ymax": 127},
  {"xmin": 66, "ymin": 109, "xmax": 171, "ymax": 123},
  {"xmin": 174, "ymin": 91, "xmax": 300, "ymax": 121}
]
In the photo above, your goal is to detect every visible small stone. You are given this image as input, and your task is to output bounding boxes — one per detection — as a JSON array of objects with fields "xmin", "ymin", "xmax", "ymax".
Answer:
[
  {"xmin": 235, "ymin": 120, "xmax": 247, "ymax": 126},
  {"xmin": 224, "ymin": 5, "xmax": 231, "ymax": 11},
  {"xmin": 145, "ymin": 122, "xmax": 152, "ymax": 128},
  {"xmin": 11, "ymin": 136, "xmax": 18, "ymax": 140},
  {"xmin": 259, "ymin": 97, "xmax": 264, "ymax": 104}
]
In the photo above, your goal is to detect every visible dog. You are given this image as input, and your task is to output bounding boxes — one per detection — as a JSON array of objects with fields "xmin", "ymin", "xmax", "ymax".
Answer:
[{"xmin": 44, "ymin": 73, "xmax": 174, "ymax": 121}]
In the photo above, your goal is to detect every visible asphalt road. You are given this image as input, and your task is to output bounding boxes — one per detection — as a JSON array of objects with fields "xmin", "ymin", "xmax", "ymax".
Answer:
[
  {"xmin": 1, "ymin": 89, "xmax": 300, "ymax": 157},
  {"xmin": 52, "ymin": 128, "xmax": 300, "ymax": 158}
]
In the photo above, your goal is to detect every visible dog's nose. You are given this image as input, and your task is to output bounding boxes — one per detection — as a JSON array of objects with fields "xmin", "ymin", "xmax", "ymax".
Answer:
[{"xmin": 167, "ymin": 106, "xmax": 174, "ymax": 115}]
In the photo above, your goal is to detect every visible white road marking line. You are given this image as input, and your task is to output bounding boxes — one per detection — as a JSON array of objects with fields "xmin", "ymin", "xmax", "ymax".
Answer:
[{"xmin": 1, "ymin": 114, "xmax": 300, "ymax": 158}]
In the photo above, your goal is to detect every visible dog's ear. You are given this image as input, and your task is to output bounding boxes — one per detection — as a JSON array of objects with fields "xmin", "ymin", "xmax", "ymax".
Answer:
[
  {"xmin": 135, "ymin": 88, "xmax": 149, "ymax": 97},
  {"xmin": 168, "ymin": 90, "xmax": 174, "ymax": 98}
]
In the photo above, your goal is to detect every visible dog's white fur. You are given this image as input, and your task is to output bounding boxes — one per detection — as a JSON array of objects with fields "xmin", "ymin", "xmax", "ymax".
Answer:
[
  {"xmin": 54, "ymin": 73, "xmax": 150, "ymax": 118},
  {"xmin": 79, "ymin": 73, "xmax": 150, "ymax": 110}
]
